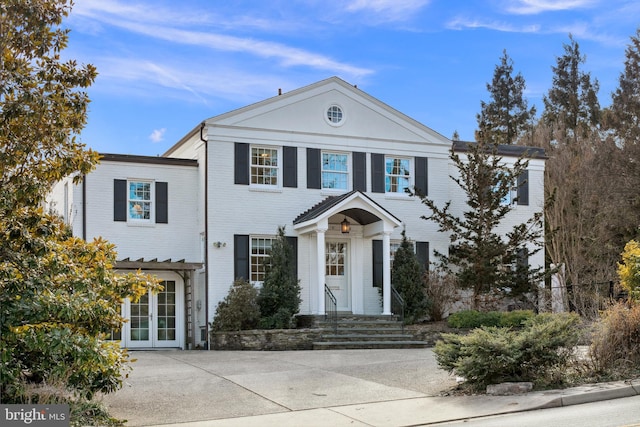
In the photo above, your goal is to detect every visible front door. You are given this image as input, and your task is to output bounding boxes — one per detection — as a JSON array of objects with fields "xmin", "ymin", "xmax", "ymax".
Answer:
[
  {"xmin": 123, "ymin": 280, "xmax": 182, "ymax": 348},
  {"xmin": 325, "ymin": 241, "xmax": 350, "ymax": 311}
]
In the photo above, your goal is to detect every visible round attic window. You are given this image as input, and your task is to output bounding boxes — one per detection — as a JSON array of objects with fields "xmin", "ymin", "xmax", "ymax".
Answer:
[{"xmin": 325, "ymin": 104, "xmax": 344, "ymax": 126}]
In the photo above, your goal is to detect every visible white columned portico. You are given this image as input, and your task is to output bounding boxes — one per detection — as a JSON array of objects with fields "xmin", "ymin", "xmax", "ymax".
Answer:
[
  {"xmin": 316, "ymin": 226, "xmax": 327, "ymax": 315},
  {"xmin": 382, "ymin": 231, "xmax": 392, "ymax": 315}
]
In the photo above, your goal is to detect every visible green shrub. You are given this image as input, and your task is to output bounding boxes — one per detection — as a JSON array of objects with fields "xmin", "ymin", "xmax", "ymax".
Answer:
[
  {"xmin": 435, "ymin": 312, "xmax": 582, "ymax": 390},
  {"xmin": 391, "ymin": 230, "xmax": 429, "ymax": 323},
  {"xmin": 211, "ymin": 279, "xmax": 261, "ymax": 331},
  {"xmin": 499, "ymin": 310, "xmax": 535, "ymax": 327},
  {"xmin": 446, "ymin": 309, "xmax": 534, "ymax": 329},
  {"xmin": 447, "ymin": 310, "xmax": 501, "ymax": 328},
  {"xmin": 590, "ymin": 303, "xmax": 640, "ymax": 375}
]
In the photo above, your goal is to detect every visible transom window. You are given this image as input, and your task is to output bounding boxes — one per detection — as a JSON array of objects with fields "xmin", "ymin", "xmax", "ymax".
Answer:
[
  {"xmin": 385, "ymin": 157, "xmax": 411, "ymax": 193},
  {"xmin": 322, "ymin": 152, "xmax": 349, "ymax": 190},
  {"xmin": 326, "ymin": 105, "xmax": 343, "ymax": 124},
  {"xmin": 129, "ymin": 181, "xmax": 152, "ymax": 221},
  {"xmin": 251, "ymin": 147, "xmax": 279, "ymax": 186},
  {"xmin": 251, "ymin": 237, "xmax": 274, "ymax": 284}
]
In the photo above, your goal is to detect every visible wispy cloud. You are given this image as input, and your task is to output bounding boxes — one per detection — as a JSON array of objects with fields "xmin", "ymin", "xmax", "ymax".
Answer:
[
  {"xmin": 504, "ymin": 0, "xmax": 597, "ymax": 15},
  {"xmin": 344, "ymin": 0, "xmax": 431, "ymax": 21},
  {"xmin": 71, "ymin": 1, "xmax": 372, "ymax": 79},
  {"xmin": 149, "ymin": 128, "xmax": 166, "ymax": 143},
  {"xmin": 446, "ymin": 17, "xmax": 541, "ymax": 33}
]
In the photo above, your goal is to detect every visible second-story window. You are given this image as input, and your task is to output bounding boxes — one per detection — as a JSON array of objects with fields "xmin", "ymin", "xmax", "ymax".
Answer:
[
  {"xmin": 322, "ymin": 152, "xmax": 348, "ymax": 190},
  {"xmin": 251, "ymin": 147, "xmax": 279, "ymax": 186},
  {"xmin": 128, "ymin": 181, "xmax": 152, "ymax": 221},
  {"xmin": 385, "ymin": 157, "xmax": 411, "ymax": 194}
]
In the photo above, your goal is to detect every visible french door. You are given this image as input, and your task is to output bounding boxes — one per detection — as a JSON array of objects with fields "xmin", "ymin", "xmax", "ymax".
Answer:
[{"xmin": 123, "ymin": 280, "xmax": 183, "ymax": 348}]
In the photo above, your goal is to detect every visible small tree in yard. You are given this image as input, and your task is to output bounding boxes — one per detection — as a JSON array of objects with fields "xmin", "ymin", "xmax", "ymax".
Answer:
[
  {"xmin": 258, "ymin": 226, "xmax": 301, "ymax": 329},
  {"xmin": 391, "ymin": 229, "xmax": 429, "ymax": 323},
  {"xmin": 618, "ymin": 240, "xmax": 640, "ymax": 302},
  {"xmin": 411, "ymin": 139, "xmax": 544, "ymax": 310}
]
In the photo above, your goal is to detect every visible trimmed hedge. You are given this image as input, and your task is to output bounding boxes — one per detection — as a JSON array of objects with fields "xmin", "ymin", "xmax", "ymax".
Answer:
[{"xmin": 447, "ymin": 309, "xmax": 535, "ymax": 329}]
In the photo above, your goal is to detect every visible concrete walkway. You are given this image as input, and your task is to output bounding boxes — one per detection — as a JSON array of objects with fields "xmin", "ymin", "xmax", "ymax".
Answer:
[{"xmin": 101, "ymin": 349, "xmax": 640, "ymax": 427}]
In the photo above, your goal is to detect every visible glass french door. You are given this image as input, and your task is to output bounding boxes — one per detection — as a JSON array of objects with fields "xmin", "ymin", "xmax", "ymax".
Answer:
[{"xmin": 126, "ymin": 280, "xmax": 181, "ymax": 348}]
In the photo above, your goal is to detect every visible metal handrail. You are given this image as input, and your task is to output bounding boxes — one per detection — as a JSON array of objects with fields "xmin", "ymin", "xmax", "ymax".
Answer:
[
  {"xmin": 391, "ymin": 285, "xmax": 405, "ymax": 333},
  {"xmin": 324, "ymin": 284, "xmax": 338, "ymax": 334}
]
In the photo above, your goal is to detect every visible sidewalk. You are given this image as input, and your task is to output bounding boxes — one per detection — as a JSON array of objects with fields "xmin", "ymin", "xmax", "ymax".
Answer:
[{"xmin": 100, "ymin": 349, "xmax": 640, "ymax": 427}]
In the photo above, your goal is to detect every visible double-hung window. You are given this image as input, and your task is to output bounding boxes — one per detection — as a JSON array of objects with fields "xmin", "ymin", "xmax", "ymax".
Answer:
[
  {"xmin": 128, "ymin": 181, "xmax": 152, "ymax": 221},
  {"xmin": 385, "ymin": 157, "xmax": 411, "ymax": 194},
  {"xmin": 251, "ymin": 147, "xmax": 279, "ymax": 186},
  {"xmin": 322, "ymin": 152, "xmax": 349, "ymax": 190},
  {"xmin": 251, "ymin": 236, "xmax": 274, "ymax": 284}
]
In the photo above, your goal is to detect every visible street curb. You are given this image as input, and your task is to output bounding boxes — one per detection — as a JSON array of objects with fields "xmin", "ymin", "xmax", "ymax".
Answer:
[{"xmin": 536, "ymin": 381, "xmax": 639, "ymax": 410}]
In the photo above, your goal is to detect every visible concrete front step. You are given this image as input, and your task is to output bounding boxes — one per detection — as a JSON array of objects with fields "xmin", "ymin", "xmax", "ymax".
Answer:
[{"xmin": 313, "ymin": 340, "xmax": 429, "ymax": 350}]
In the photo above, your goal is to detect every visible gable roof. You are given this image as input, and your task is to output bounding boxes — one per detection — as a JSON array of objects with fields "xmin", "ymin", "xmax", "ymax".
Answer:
[{"xmin": 165, "ymin": 77, "xmax": 451, "ymax": 156}]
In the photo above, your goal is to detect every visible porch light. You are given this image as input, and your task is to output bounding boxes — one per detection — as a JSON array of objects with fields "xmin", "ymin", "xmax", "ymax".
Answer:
[{"xmin": 341, "ymin": 217, "xmax": 351, "ymax": 234}]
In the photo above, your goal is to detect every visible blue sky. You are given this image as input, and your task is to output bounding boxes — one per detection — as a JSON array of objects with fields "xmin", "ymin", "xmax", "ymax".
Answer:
[{"xmin": 65, "ymin": 0, "xmax": 640, "ymax": 156}]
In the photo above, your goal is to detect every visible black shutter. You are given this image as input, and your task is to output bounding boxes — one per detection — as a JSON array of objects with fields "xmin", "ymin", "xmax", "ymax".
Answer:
[
  {"xmin": 283, "ymin": 146, "xmax": 298, "ymax": 188},
  {"xmin": 307, "ymin": 148, "xmax": 321, "ymax": 189},
  {"xmin": 372, "ymin": 239, "xmax": 383, "ymax": 288},
  {"xmin": 114, "ymin": 179, "xmax": 127, "ymax": 222},
  {"xmin": 155, "ymin": 182, "xmax": 168, "ymax": 224},
  {"xmin": 415, "ymin": 157, "xmax": 428, "ymax": 196},
  {"xmin": 286, "ymin": 236, "xmax": 298, "ymax": 279},
  {"xmin": 234, "ymin": 235, "xmax": 250, "ymax": 281},
  {"xmin": 517, "ymin": 169, "xmax": 529, "ymax": 206},
  {"xmin": 234, "ymin": 143, "xmax": 250, "ymax": 185},
  {"xmin": 353, "ymin": 151, "xmax": 366, "ymax": 192},
  {"xmin": 416, "ymin": 241, "xmax": 429, "ymax": 270},
  {"xmin": 371, "ymin": 153, "xmax": 385, "ymax": 193}
]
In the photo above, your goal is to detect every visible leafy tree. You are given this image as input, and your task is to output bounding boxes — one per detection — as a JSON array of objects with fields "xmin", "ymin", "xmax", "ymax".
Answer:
[
  {"xmin": 391, "ymin": 229, "xmax": 429, "ymax": 323},
  {"xmin": 212, "ymin": 278, "xmax": 261, "ymax": 331},
  {"xmin": 258, "ymin": 226, "xmax": 301, "ymax": 329},
  {"xmin": 476, "ymin": 50, "xmax": 536, "ymax": 145},
  {"xmin": 0, "ymin": 0, "xmax": 159, "ymax": 407},
  {"xmin": 412, "ymin": 139, "xmax": 544, "ymax": 309},
  {"xmin": 542, "ymin": 34, "xmax": 600, "ymax": 142},
  {"xmin": 618, "ymin": 240, "xmax": 640, "ymax": 302}
]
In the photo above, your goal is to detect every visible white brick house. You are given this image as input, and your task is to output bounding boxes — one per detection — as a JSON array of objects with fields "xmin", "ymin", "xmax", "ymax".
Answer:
[{"xmin": 48, "ymin": 77, "xmax": 545, "ymax": 349}]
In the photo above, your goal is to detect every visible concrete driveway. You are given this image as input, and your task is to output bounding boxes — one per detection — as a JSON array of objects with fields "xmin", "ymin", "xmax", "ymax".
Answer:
[{"xmin": 101, "ymin": 348, "xmax": 457, "ymax": 426}]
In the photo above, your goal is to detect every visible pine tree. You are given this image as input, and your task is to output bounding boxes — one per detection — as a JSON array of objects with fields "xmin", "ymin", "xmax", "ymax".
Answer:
[
  {"xmin": 542, "ymin": 34, "xmax": 601, "ymax": 142},
  {"xmin": 476, "ymin": 50, "xmax": 536, "ymax": 145},
  {"xmin": 391, "ymin": 229, "xmax": 428, "ymax": 323},
  {"xmin": 258, "ymin": 226, "xmax": 301, "ymax": 329},
  {"xmin": 412, "ymin": 139, "xmax": 544, "ymax": 309}
]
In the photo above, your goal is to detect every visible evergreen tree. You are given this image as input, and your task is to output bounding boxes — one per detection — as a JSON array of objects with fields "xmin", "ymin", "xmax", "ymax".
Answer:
[
  {"xmin": 476, "ymin": 50, "xmax": 536, "ymax": 145},
  {"xmin": 542, "ymin": 34, "xmax": 601, "ymax": 142},
  {"xmin": 0, "ymin": 0, "xmax": 159, "ymax": 409},
  {"xmin": 412, "ymin": 139, "xmax": 544, "ymax": 309},
  {"xmin": 258, "ymin": 226, "xmax": 301, "ymax": 329},
  {"xmin": 608, "ymin": 28, "xmax": 640, "ymax": 146},
  {"xmin": 391, "ymin": 229, "xmax": 429, "ymax": 323}
]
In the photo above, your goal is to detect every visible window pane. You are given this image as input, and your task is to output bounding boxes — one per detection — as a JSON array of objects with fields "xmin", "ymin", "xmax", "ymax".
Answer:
[
  {"xmin": 322, "ymin": 153, "xmax": 348, "ymax": 190},
  {"xmin": 251, "ymin": 237, "xmax": 274, "ymax": 283},
  {"xmin": 251, "ymin": 147, "xmax": 278, "ymax": 186},
  {"xmin": 385, "ymin": 157, "xmax": 411, "ymax": 193}
]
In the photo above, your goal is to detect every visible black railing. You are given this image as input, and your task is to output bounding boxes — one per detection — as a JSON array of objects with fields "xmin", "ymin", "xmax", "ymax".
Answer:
[
  {"xmin": 324, "ymin": 284, "xmax": 338, "ymax": 334},
  {"xmin": 391, "ymin": 285, "xmax": 405, "ymax": 332}
]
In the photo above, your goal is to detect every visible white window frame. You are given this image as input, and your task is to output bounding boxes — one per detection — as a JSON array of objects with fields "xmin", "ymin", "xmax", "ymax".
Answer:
[
  {"xmin": 127, "ymin": 180, "xmax": 154, "ymax": 223},
  {"xmin": 250, "ymin": 236, "xmax": 275, "ymax": 285},
  {"xmin": 385, "ymin": 156, "xmax": 413, "ymax": 195},
  {"xmin": 250, "ymin": 146, "xmax": 281, "ymax": 188},
  {"xmin": 321, "ymin": 151, "xmax": 350, "ymax": 191}
]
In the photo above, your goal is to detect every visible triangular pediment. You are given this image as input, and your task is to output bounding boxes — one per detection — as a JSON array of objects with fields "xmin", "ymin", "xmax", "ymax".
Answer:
[{"xmin": 206, "ymin": 77, "xmax": 450, "ymax": 146}]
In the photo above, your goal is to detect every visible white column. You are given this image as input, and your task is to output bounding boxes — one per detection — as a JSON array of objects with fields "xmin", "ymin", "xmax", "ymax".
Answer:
[
  {"xmin": 316, "ymin": 227, "xmax": 327, "ymax": 315},
  {"xmin": 382, "ymin": 231, "xmax": 392, "ymax": 315}
]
